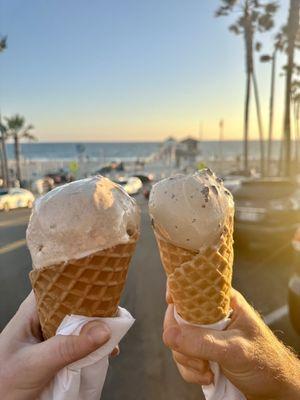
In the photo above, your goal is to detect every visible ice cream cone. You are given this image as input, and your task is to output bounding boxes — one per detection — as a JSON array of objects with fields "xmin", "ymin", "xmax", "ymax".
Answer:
[
  {"xmin": 154, "ymin": 216, "xmax": 234, "ymax": 325},
  {"xmin": 30, "ymin": 232, "xmax": 138, "ymax": 339}
]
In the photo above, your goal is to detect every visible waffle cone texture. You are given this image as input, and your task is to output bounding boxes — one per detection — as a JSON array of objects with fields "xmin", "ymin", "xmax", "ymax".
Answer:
[
  {"xmin": 30, "ymin": 232, "xmax": 138, "ymax": 339},
  {"xmin": 154, "ymin": 216, "xmax": 234, "ymax": 325}
]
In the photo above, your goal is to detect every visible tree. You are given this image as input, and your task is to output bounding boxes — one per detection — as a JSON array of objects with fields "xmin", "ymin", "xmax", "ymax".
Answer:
[
  {"xmin": 216, "ymin": 0, "xmax": 278, "ymax": 175},
  {"xmin": 5, "ymin": 115, "xmax": 36, "ymax": 183},
  {"xmin": 0, "ymin": 115, "xmax": 8, "ymax": 186},
  {"xmin": 260, "ymin": 32, "xmax": 284, "ymax": 175},
  {"xmin": 0, "ymin": 36, "xmax": 7, "ymax": 53},
  {"xmin": 0, "ymin": 36, "xmax": 8, "ymax": 186},
  {"xmin": 292, "ymin": 80, "xmax": 300, "ymax": 164},
  {"xmin": 280, "ymin": 0, "xmax": 300, "ymax": 176}
]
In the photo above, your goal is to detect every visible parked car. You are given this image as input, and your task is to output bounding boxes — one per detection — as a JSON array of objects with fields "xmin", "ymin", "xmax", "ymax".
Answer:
[
  {"xmin": 0, "ymin": 188, "xmax": 35, "ymax": 211},
  {"xmin": 45, "ymin": 169, "xmax": 73, "ymax": 184},
  {"xmin": 114, "ymin": 177, "xmax": 143, "ymax": 195},
  {"xmin": 132, "ymin": 174, "xmax": 153, "ymax": 199},
  {"xmin": 234, "ymin": 178, "xmax": 300, "ymax": 248},
  {"xmin": 288, "ymin": 228, "xmax": 300, "ymax": 334}
]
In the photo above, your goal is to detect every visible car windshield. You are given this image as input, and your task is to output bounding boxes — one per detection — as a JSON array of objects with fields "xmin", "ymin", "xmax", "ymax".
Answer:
[{"xmin": 0, "ymin": 190, "xmax": 9, "ymax": 196}]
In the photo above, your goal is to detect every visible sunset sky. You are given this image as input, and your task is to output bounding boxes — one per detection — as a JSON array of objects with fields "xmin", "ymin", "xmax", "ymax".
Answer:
[{"xmin": 0, "ymin": 0, "xmax": 293, "ymax": 142}]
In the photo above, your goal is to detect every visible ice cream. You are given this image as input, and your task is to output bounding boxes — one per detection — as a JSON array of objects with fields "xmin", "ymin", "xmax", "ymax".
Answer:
[
  {"xmin": 149, "ymin": 168, "xmax": 234, "ymax": 251},
  {"xmin": 27, "ymin": 175, "xmax": 140, "ymax": 339},
  {"xmin": 149, "ymin": 168, "xmax": 235, "ymax": 325},
  {"xmin": 27, "ymin": 175, "xmax": 140, "ymax": 269}
]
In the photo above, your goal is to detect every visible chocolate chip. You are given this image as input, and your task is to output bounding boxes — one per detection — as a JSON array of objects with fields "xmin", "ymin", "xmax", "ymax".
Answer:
[
  {"xmin": 171, "ymin": 194, "xmax": 175, "ymax": 199},
  {"xmin": 211, "ymin": 185, "xmax": 218, "ymax": 195},
  {"xmin": 205, "ymin": 168, "xmax": 213, "ymax": 176},
  {"xmin": 192, "ymin": 218, "xmax": 196, "ymax": 223},
  {"xmin": 202, "ymin": 205, "xmax": 206, "ymax": 208},
  {"xmin": 201, "ymin": 186, "xmax": 209, "ymax": 196}
]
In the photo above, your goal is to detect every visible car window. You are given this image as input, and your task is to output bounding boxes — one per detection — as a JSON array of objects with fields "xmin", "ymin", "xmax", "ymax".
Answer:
[{"xmin": 0, "ymin": 190, "xmax": 8, "ymax": 196}]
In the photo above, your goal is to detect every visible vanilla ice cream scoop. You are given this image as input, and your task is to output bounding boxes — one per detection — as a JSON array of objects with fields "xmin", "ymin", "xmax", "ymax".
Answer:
[
  {"xmin": 149, "ymin": 169, "xmax": 234, "ymax": 250},
  {"xmin": 27, "ymin": 176, "xmax": 140, "ymax": 269}
]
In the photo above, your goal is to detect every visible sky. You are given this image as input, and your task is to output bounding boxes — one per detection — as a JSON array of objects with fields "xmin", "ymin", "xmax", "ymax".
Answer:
[{"xmin": 0, "ymin": 0, "xmax": 296, "ymax": 142}]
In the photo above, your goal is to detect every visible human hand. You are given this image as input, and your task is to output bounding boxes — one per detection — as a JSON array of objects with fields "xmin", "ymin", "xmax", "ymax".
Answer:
[
  {"xmin": 0, "ymin": 292, "xmax": 112, "ymax": 400},
  {"xmin": 163, "ymin": 289, "xmax": 300, "ymax": 400}
]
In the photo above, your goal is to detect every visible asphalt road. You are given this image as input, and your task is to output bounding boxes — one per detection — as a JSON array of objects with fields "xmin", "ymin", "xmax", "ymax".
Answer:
[{"xmin": 0, "ymin": 197, "xmax": 300, "ymax": 400}]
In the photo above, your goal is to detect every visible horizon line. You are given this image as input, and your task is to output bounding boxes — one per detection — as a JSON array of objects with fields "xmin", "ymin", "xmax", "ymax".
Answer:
[{"xmin": 11, "ymin": 138, "xmax": 288, "ymax": 144}]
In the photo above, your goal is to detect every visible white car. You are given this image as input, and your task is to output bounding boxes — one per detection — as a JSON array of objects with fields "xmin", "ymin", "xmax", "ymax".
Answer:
[
  {"xmin": 116, "ymin": 177, "xmax": 143, "ymax": 195},
  {"xmin": 0, "ymin": 188, "xmax": 35, "ymax": 211}
]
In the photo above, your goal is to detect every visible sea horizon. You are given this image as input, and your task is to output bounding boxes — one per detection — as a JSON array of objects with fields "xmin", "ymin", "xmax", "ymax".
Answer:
[{"xmin": 4, "ymin": 140, "xmax": 288, "ymax": 162}]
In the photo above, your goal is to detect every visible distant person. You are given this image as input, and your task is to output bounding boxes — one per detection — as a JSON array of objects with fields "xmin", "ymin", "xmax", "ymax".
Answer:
[{"xmin": 163, "ymin": 289, "xmax": 300, "ymax": 399}]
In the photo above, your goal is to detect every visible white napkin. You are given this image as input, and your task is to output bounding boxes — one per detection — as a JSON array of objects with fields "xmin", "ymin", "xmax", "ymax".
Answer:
[
  {"xmin": 174, "ymin": 309, "xmax": 246, "ymax": 400},
  {"xmin": 38, "ymin": 307, "xmax": 134, "ymax": 400}
]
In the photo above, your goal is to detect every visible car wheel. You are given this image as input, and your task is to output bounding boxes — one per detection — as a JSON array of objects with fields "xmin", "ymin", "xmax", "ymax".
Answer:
[
  {"xmin": 3, "ymin": 203, "xmax": 10, "ymax": 212},
  {"xmin": 27, "ymin": 200, "xmax": 33, "ymax": 209}
]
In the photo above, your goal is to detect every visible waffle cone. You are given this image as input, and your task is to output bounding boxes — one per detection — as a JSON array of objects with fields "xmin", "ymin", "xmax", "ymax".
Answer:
[
  {"xmin": 30, "ymin": 232, "xmax": 138, "ymax": 339},
  {"xmin": 154, "ymin": 216, "xmax": 234, "ymax": 325}
]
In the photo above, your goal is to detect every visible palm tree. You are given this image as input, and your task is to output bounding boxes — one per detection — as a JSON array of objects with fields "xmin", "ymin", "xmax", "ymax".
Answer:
[
  {"xmin": 216, "ymin": 1, "xmax": 278, "ymax": 175},
  {"xmin": 260, "ymin": 32, "xmax": 283, "ymax": 175},
  {"xmin": 0, "ymin": 36, "xmax": 7, "ymax": 53},
  {"xmin": 282, "ymin": 0, "xmax": 300, "ymax": 176},
  {"xmin": 0, "ymin": 36, "xmax": 8, "ymax": 186},
  {"xmin": 5, "ymin": 115, "xmax": 36, "ymax": 183},
  {"xmin": 292, "ymin": 81, "xmax": 300, "ymax": 165},
  {"xmin": 0, "ymin": 115, "xmax": 8, "ymax": 186}
]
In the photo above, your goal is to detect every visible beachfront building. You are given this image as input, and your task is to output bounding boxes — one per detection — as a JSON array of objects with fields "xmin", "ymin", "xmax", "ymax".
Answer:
[{"xmin": 175, "ymin": 137, "xmax": 200, "ymax": 169}]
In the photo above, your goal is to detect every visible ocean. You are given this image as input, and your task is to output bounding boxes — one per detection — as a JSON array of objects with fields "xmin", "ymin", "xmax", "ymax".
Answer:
[{"xmin": 6, "ymin": 140, "xmax": 284, "ymax": 162}]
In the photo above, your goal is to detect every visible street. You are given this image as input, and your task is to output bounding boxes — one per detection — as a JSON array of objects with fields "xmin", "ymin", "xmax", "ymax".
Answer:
[{"xmin": 0, "ymin": 197, "xmax": 299, "ymax": 399}]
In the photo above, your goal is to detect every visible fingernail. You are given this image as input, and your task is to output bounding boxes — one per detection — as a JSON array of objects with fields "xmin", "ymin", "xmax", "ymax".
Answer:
[
  {"xmin": 163, "ymin": 326, "xmax": 181, "ymax": 349},
  {"xmin": 110, "ymin": 347, "xmax": 120, "ymax": 357},
  {"xmin": 85, "ymin": 322, "xmax": 111, "ymax": 345}
]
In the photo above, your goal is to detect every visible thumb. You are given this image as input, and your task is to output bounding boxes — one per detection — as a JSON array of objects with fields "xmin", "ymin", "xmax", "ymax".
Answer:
[
  {"xmin": 28, "ymin": 321, "xmax": 111, "ymax": 378},
  {"xmin": 163, "ymin": 323, "xmax": 227, "ymax": 363}
]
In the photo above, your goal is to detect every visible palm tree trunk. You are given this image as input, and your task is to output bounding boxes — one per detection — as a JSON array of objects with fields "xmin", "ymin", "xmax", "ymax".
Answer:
[
  {"xmin": 267, "ymin": 50, "xmax": 277, "ymax": 176},
  {"xmin": 14, "ymin": 134, "xmax": 21, "ymax": 183},
  {"xmin": 0, "ymin": 133, "xmax": 8, "ymax": 186},
  {"xmin": 283, "ymin": 0, "xmax": 300, "ymax": 177},
  {"xmin": 244, "ymin": 71, "xmax": 251, "ymax": 172},
  {"xmin": 243, "ymin": 3, "xmax": 253, "ymax": 173},
  {"xmin": 252, "ymin": 71, "xmax": 265, "ymax": 176},
  {"xmin": 294, "ymin": 101, "xmax": 300, "ymax": 171}
]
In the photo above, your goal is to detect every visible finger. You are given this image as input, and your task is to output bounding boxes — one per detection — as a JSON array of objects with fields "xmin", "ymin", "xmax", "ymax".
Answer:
[
  {"xmin": 172, "ymin": 351, "xmax": 211, "ymax": 375},
  {"xmin": 163, "ymin": 304, "xmax": 177, "ymax": 332},
  {"xmin": 163, "ymin": 324, "xmax": 227, "ymax": 363},
  {"xmin": 230, "ymin": 288, "xmax": 263, "ymax": 330},
  {"xmin": 110, "ymin": 346, "xmax": 120, "ymax": 357},
  {"xmin": 166, "ymin": 280, "xmax": 173, "ymax": 304},
  {"xmin": 2, "ymin": 291, "xmax": 41, "ymax": 343},
  {"xmin": 26, "ymin": 320, "xmax": 111, "ymax": 378},
  {"xmin": 176, "ymin": 363, "xmax": 214, "ymax": 386}
]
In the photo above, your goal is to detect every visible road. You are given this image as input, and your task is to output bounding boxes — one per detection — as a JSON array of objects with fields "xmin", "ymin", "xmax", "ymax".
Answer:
[{"xmin": 0, "ymin": 197, "xmax": 300, "ymax": 400}]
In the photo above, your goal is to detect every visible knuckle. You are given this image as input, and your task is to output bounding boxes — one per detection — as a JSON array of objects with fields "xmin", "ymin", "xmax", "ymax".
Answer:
[
  {"xmin": 180, "ymin": 367, "xmax": 197, "ymax": 384},
  {"xmin": 57, "ymin": 337, "xmax": 77, "ymax": 364},
  {"xmin": 198, "ymin": 333, "xmax": 216, "ymax": 355}
]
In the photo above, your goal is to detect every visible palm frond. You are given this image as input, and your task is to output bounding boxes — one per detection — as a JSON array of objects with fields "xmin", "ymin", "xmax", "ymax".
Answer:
[{"xmin": 0, "ymin": 36, "xmax": 7, "ymax": 53}]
